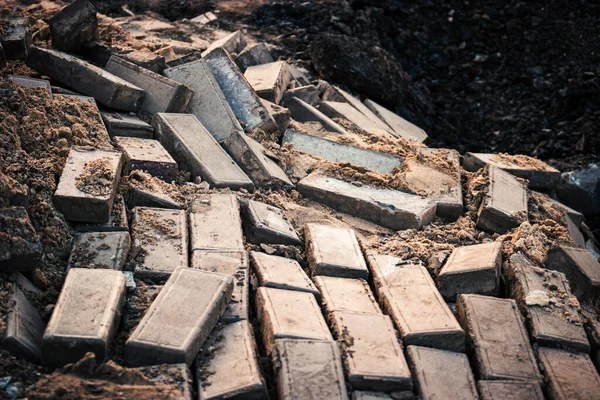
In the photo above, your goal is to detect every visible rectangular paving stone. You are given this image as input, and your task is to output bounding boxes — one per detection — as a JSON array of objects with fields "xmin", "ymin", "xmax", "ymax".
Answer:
[
  {"xmin": 235, "ymin": 42, "xmax": 274, "ymax": 71},
  {"xmin": 282, "ymin": 130, "xmax": 402, "ymax": 174},
  {"xmin": 285, "ymin": 97, "xmax": 349, "ymax": 135},
  {"xmin": 67, "ymin": 231, "xmax": 130, "ymax": 272},
  {"xmin": 477, "ymin": 380, "xmax": 544, "ymax": 400},
  {"xmin": 319, "ymin": 101, "xmax": 393, "ymax": 138},
  {"xmin": 138, "ymin": 364, "xmax": 193, "ymax": 400},
  {"xmin": 153, "ymin": 113, "xmax": 253, "ymax": 189},
  {"xmin": 244, "ymin": 61, "xmax": 291, "ymax": 104},
  {"xmin": 364, "ymin": 99, "xmax": 428, "ymax": 142},
  {"xmin": 48, "ymin": 0, "xmax": 98, "ymax": 52},
  {"xmin": 106, "ymin": 56, "xmax": 193, "ymax": 114},
  {"xmin": 26, "ymin": 46, "xmax": 144, "ymax": 111},
  {"xmin": 127, "ymin": 186, "xmax": 181, "ymax": 210},
  {"xmin": 367, "ymin": 253, "xmax": 465, "ymax": 352},
  {"xmin": 100, "ymin": 111, "xmax": 154, "ymax": 139},
  {"xmin": 0, "ymin": 17, "xmax": 31, "ymax": 59},
  {"xmin": 115, "ymin": 137, "xmax": 178, "ymax": 182},
  {"xmin": 506, "ymin": 253, "xmax": 590, "ymax": 353},
  {"xmin": 8, "ymin": 74, "xmax": 53, "ymax": 99},
  {"xmin": 261, "ymin": 98, "xmax": 290, "ymax": 133},
  {"xmin": 537, "ymin": 347, "xmax": 600, "ymax": 400},
  {"xmin": 0, "ymin": 207, "xmax": 43, "ymax": 272},
  {"xmin": 272, "ymin": 339, "xmax": 348, "ymax": 400},
  {"xmin": 243, "ymin": 199, "xmax": 301, "ymax": 245},
  {"xmin": 201, "ymin": 30, "xmax": 247, "ymax": 57},
  {"xmin": 42, "ymin": 268, "xmax": 126, "ymax": 367},
  {"xmin": 204, "ymin": 47, "xmax": 278, "ymax": 133},
  {"xmin": 544, "ymin": 245, "xmax": 600, "ymax": 299},
  {"xmin": 54, "ymin": 147, "xmax": 123, "ymax": 223},
  {"xmin": 331, "ymin": 311, "xmax": 412, "ymax": 391},
  {"xmin": 305, "ymin": 223, "xmax": 369, "ymax": 279},
  {"xmin": 73, "ymin": 195, "xmax": 128, "ymax": 232},
  {"xmin": 438, "ymin": 242, "xmax": 502, "ymax": 300},
  {"xmin": 196, "ymin": 320, "xmax": 266, "ymax": 400},
  {"xmin": 456, "ymin": 294, "xmax": 542, "ymax": 382},
  {"xmin": 326, "ymin": 87, "xmax": 395, "ymax": 135},
  {"xmin": 121, "ymin": 50, "xmax": 166, "ymax": 74},
  {"xmin": 407, "ymin": 345, "xmax": 478, "ymax": 400},
  {"xmin": 281, "ymin": 84, "xmax": 320, "ymax": 107},
  {"xmin": 314, "ymin": 276, "xmax": 380, "ymax": 314},
  {"xmin": 125, "ymin": 267, "xmax": 233, "ymax": 366},
  {"xmin": 223, "ymin": 130, "xmax": 293, "ymax": 189},
  {"xmin": 189, "ymin": 194, "xmax": 244, "ymax": 252},
  {"xmin": 535, "ymin": 192, "xmax": 584, "ymax": 226},
  {"xmin": 298, "ymin": 174, "xmax": 437, "ymax": 230},
  {"xmin": 477, "ymin": 165, "xmax": 528, "ymax": 233},
  {"xmin": 164, "ymin": 58, "xmax": 242, "ymax": 143},
  {"xmin": 251, "ymin": 251, "xmax": 319, "ymax": 297},
  {"xmin": 131, "ymin": 207, "xmax": 188, "ymax": 280}
]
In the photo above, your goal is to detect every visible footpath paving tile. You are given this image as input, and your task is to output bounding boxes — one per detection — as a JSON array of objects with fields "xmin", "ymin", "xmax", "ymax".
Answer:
[
  {"xmin": 319, "ymin": 101, "xmax": 393, "ymax": 138},
  {"xmin": 438, "ymin": 242, "xmax": 502, "ymax": 300},
  {"xmin": 125, "ymin": 267, "xmax": 233, "ymax": 366},
  {"xmin": 535, "ymin": 192, "xmax": 584, "ymax": 226},
  {"xmin": 537, "ymin": 347, "xmax": 600, "ymax": 400},
  {"xmin": 364, "ymin": 99, "xmax": 428, "ymax": 142},
  {"xmin": 0, "ymin": 207, "xmax": 43, "ymax": 272},
  {"xmin": 67, "ymin": 231, "xmax": 130, "ymax": 271},
  {"xmin": 260, "ymin": 98, "xmax": 290, "ymax": 133},
  {"xmin": 164, "ymin": 58, "xmax": 242, "ymax": 143},
  {"xmin": 100, "ymin": 111, "xmax": 154, "ymax": 139},
  {"xmin": 0, "ymin": 17, "xmax": 31, "ymax": 59},
  {"xmin": 8, "ymin": 74, "xmax": 53, "ymax": 99},
  {"xmin": 138, "ymin": 364, "xmax": 193, "ymax": 400},
  {"xmin": 223, "ymin": 130, "xmax": 293, "ymax": 189},
  {"xmin": 281, "ymin": 84, "xmax": 320, "ymax": 106},
  {"xmin": 242, "ymin": 199, "xmax": 301, "ymax": 245},
  {"xmin": 282, "ymin": 130, "xmax": 402, "ymax": 174},
  {"xmin": 367, "ymin": 253, "xmax": 465, "ymax": 352},
  {"xmin": 477, "ymin": 166, "xmax": 528, "ymax": 233},
  {"xmin": 244, "ymin": 61, "xmax": 291, "ymax": 104},
  {"xmin": 53, "ymin": 147, "xmax": 123, "ymax": 223},
  {"xmin": 331, "ymin": 311, "xmax": 412, "ymax": 391},
  {"xmin": 153, "ymin": 113, "xmax": 253, "ymax": 189},
  {"xmin": 73, "ymin": 195, "xmax": 128, "ymax": 233},
  {"xmin": 121, "ymin": 49, "xmax": 166, "ymax": 74},
  {"xmin": 566, "ymin": 214, "xmax": 586, "ymax": 248},
  {"xmin": 272, "ymin": 338, "xmax": 348, "ymax": 400},
  {"xmin": 201, "ymin": 30, "xmax": 247, "ymax": 57},
  {"xmin": 204, "ymin": 47, "xmax": 278, "ymax": 133},
  {"xmin": 106, "ymin": 56, "xmax": 193, "ymax": 114},
  {"xmin": 196, "ymin": 320, "xmax": 266, "ymax": 400},
  {"xmin": 314, "ymin": 276, "xmax": 380, "ymax": 314},
  {"xmin": 505, "ymin": 253, "xmax": 590, "ymax": 352},
  {"xmin": 456, "ymin": 294, "xmax": 542, "ymax": 382},
  {"xmin": 463, "ymin": 152, "xmax": 560, "ymax": 189},
  {"xmin": 298, "ymin": 174, "xmax": 437, "ymax": 230},
  {"xmin": 406, "ymin": 345, "xmax": 478, "ymax": 400},
  {"xmin": 305, "ymin": 223, "xmax": 369, "ymax": 279},
  {"xmin": 189, "ymin": 194, "xmax": 244, "ymax": 252},
  {"xmin": 286, "ymin": 97, "xmax": 349, "ymax": 135},
  {"xmin": 115, "ymin": 137, "xmax": 178, "ymax": 182},
  {"xmin": 251, "ymin": 251, "xmax": 319, "ymax": 297},
  {"xmin": 48, "ymin": 0, "xmax": 98, "ymax": 52},
  {"xmin": 235, "ymin": 42, "xmax": 274, "ymax": 71},
  {"xmin": 544, "ymin": 245, "xmax": 600, "ymax": 299},
  {"xmin": 477, "ymin": 380, "xmax": 544, "ymax": 400},
  {"xmin": 130, "ymin": 207, "xmax": 188, "ymax": 280},
  {"xmin": 42, "ymin": 268, "xmax": 126, "ymax": 367},
  {"xmin": 26, "ymin": 46, "xmax": 144, "ymax": 111},
  {"xmin": 128, "ymin": 187, "xmax": 181, "ymax": 210}
]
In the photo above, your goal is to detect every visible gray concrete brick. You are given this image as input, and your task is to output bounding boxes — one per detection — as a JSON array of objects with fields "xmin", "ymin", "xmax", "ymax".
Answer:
[
  {"xmin": 456, "ymin": 294, "xmax": 542, "ymax": 382},
  {"xmin": 363, "ymin": 99, "xmax": 428, "ymax": 142},
  {"xmin": 152, "ymin": 113, "xmax": 253, "ymax": 189},
  {"xmin": 125, "ymin": 267, "xmax": 233, "ymax": 366},
  {"xmin": 48, "ymin": 0, "xmax": 98, "ymax": 52},
  {"xmin": 314, "ymin": 276, "xmax": 380, "ymax": 314},
  {"xmin": 298, "ymin": 174, "xmax": 437, "ymax": 230},
  {"xmin": 0, "ymin": 207, "xmax": 42, "ymax": 272},
  {"xmin": 53, "ymin": 147, "xmax": 123, "ymax": 223},
  {"xmin": 1, "ymin": 17, "xmax": 31, "ymax": 60},
  {"xmin": 127, "ymin": 186, "xmax": 181, "ymax": 210},
  {"xmin": 305, "ymin": 223, "xmax": 369, "ymax": 279},
  {"xmin": 367, "ymin": 253, "xmax": 465, "ymax": 352},
  {"xmin": 285, "ymin": 97, "xmax": 349, "ymax": 135},
  {"xmin": 320, "ymin": 101, "xmax": 393, "ymax": 138},
  {"xmin": 242, "ymin": 200, "xmax": 301, "ymax": 245},
  {"xmin": 138, "ymin": 364, "xmax": 193, "ymax": 400},
  {"xmin": 235, "ymin": 42, "xmax": 274, "ymax": 71},
  {"xmin": 260, "ymin": 98, "xmax": 290, "ymax": 133},
  {"xmin": 101, "ymin": 112, "xmax": 154, "ymax": 139},
  {"xmin": 42, "ymin": 268, "xmax": 126, "ymax": 367},
  {"xmin": 251, "ymin": 251, "xmax": 319, "ymax": 297},
  {"xmin": 26, "ymin": 46, "xmax": 144, "ymax": 111},
  {"xmin": 534, "ymin": 191, "xmax": 584, "ymax": 226},
  {"xmin": 477, "ymin": 380, "xmax": 544, "ymax": 400},
  {"xmin": 115, "ymin": 137, "xmax": 178, "ymax": 182},
  {"xmin": 189, "ymin": 194, "xmax": 244, "ymax": 252},
  {"xmin": 201, "ymin": 30, "xmax": 247, "ymax": 57},
  {"xmin": 566, "ymin": 214, "xmax": 586, "ymax": 248},
  {"xmin": 67, "ymin": 231, "xmax": 130, "ymax": 271},
  {"xmin": 7, "ymin": 74, "xmax": 53, "ymax": 99},
  {"xmin": 245, "ymin": 61, "xmax": 291, "ymax": 104},
  {"xmin": 281, "ymin": 85, "xmax": 320, "ymax": 106},
  {"xmin": 73, "ymin": 195, "xmax": 128, "ymax": 233},
  {"xmin": 121, "ymin": 50, "xmax": 166, "ymax": 74},
  {"xmin": 544, "ymin": 245, "xmax": 600, "ymax": 299}
]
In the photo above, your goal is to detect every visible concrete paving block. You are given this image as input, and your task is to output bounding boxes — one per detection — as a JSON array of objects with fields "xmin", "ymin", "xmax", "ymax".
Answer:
[
  {"xmin": 534, "ymin": 192, "xmax": 584, "ymax": 226},
  {"xmin": 7, "ymin": 74, "xmax": 53, "ymax": 99},
  {"xmin": 67, "ymin": 231, "xmax": 130, "ymax": 271},
  {"xmin": 245, "ymin": 61, "xmax": 291, "ymax": 104},
  {"xmin": 13, "ymin": 272, "xmax": 42, "ymax": 295},
  {"xmin": 326, "ymin": 87, "xmax": 394, "ymax": 132},
  {"xmin": 283, "ymin": 130, "xmax": 402, "ymax": 174},
  {"xmin": 477, "ymin": 380, "xmax": 543, "ymax": 400},
  {"xmin": 204, "ymin": 47, "xmax": 278, "ymax": 133},
  {"xmin": 121, "ymin": 50, "xmax": 166, "ymax": 74},
  {"xmin": 138, "ymin": 364, "xmax": 193, "ymax": 400},
  {"xmin": 0, "ymin": 17, "xmax": 31, "ymax": 60},
  {"xmin": 242, "ymin": 200, "xmax": 301, "ymax": 245},
  {"xmin": 106, "ymin": 56, "xmax": 192, "ymax": 114},
  {"xmin": 298, "ymin": 174, "xmax": 437, "ymax": 230},
  {"xmin": 48, "ymin": 0, "xmax": 98, "ymax": 52},
  {"xmin": 152, "ymin": 113, "xmax": 253, "ymax": 189},
  {"xmin": 463, "ymin": 152, "xmax": 560, "ymax": 189},
  {"xmin": 352, "ymin": 392, "xmax": 393, "ymax": 400},
  {"xmin": 477, "ymin": 166, "xmax": 527, "ymax": 233},
  {"xmin": 281, "ymin": 84, "xmax": 320, "ymax": 106},
  {"xmin": 53, "ymin": 147, "xmax": 123, "ymax": 223},
  {"xmin": 201, "ymin": 30, "xmax": 247, "ymax": 57},
  {"xmin": 131, "ymin": 207, "xmax": 188, "ymax": 280},
  {"xmin": 100, "ymin": 112, "xmax": 154, "ymax": 139},
  {"xmin": 314, "ymin": 276, "xmax": 380, "ymax": 314},
  {"xmin": 189, "ymin": 194, "xmax": 244, "ymax": 252},
  {"xmin": 456, "ymin": 294, "xmax": 542, "ymax": 382},
  {"xmin": 251, "ymin": 251, "xmax": 319, "ymax": 297},
  {"xmin": 506, "ymin": 253, "xmax": 590, "ymax": 352},
  {"xmin": 125, "ymin": 267, "xmax": 233, "ymax": 366},
  {"xmin": 438, "ymin": 242, "xmax": 502, "ymax": 300},
  {"xmin": 260, "ymin": 98, "xmax": 290, "ymax": 133},
  {"xmin": 305, "ymin": 223, "xmax": 369, "ymax": 279},
  {"xmin": 0, "ymin": 207, "xmax": 43, "ymax": 272},
  {"xmin": 73, "ymin": 195, "xmax": 128, "ymax": 233},
  {"xmin": 115, "ymin": 137, "xmax": 178, "ymax": 182},
  {"xmin": 272, "ymin": 338, "xmax": 349, "ymax": 400},
  {"xmin": 164, "ymin": 58, "xmax": 242, "ymax": 143},
  {"xmin": 128, "ymin": 187, "xmax": 181, "ymax": 210},
  {"xmin": 537, "ymin": 347, "xmax": 600, "ymax": 400},
  {"xmin": 223, "ymin": 130, "xmax": 293, "ymax": 189},
  {"xmin": 42, "ymin": 268, "xmax": 126, "ymax": 367},
  {"xmin": 363, "ymin": 99, "xmax": 428, "ymax": 142},
  {"xmin": 566, "ymin": 214, "xmax": 586, "ymax": 248},
  {"xmin": 26, "ymin": 46, "xmax": 144, "ymax": 111},
  {"xmin": 331, "ymin": 311, "xmax": 412, "ymax": 391},
  {"xmin": 196, "ymin": 321, "xmax": 266, "ymax": 400},
  {"xmin": 407, "ymin": 345, "xmax": 478, "ymax": 400},
  {"xmin": 544, "ymin": 245, "xmax": 600, "ymax": 299},
  {"xmin": 320, "ymin": 101, "xmax": 393, "ymax": 138},
  {"xmin": 235, "ymin": 42, "xmax": 274, "ymax": 71},
  {"xmin": 367, "ymin": 253, "xmax": 465, "ymax": 352},
  {"xmin": 285, "ymin": 97, "xmax": 349, "ymax": 134}
]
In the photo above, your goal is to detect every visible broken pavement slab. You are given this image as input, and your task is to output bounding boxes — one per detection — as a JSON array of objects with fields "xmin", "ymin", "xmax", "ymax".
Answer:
[
  {"xmin": 364, "ymin": 99, "xmax": 428, "ymax": 142},
  {"xmin": 101, "ymin": 112, "xmax": 154, "ymax": 139},
  {"xmin": 127, "ymin": 187, "xmax": 181, "ymax": 210},
  {"xmin": 544, "ymin": 245, "xmax": 600, "ymax": 299},
  {"xmin": 477, "ymin": 381, "xmax": 544, "ymax": 400},
  {"xmin": 201, "ymin": 30, "xmax": 247, "ymax": 57},
  {"xmin": 320, "ymin": 101, "xmax": 394, "ymax": 138},
  {"xmin": 235, "ymin": 42, "xmax": 274, "ymax": 71},
  {"xmin": 242, "ymin": 199, "xmax": 301, "ymax": 245},
  {"xmin": 261, "ymin": 98, "xmax": 290, "ymax": 134},
  {"xmin": 0, "ymin": 207, "xmax": 43, "ymax": 272},
  {"xmin": 67, "ymin": 231, "xmax": 131, "ymax": 272},
  {"xmin": 0, "ymin": 17, "xmax": 31, "ymax": 60},
  {"xmin": 251, "ymin": 251, "xmax": 319, "ymax": 297},
  {"xmin": 48, "ymin": 0, "xmax": 98, "ymax": 53},
  {"xmin": 244, "ymin": 61, "xmax": 291, "ymax": 104},
  {"xmin": 285, "ymin": 97, "xmax": 349, "ymax": 135},
  {"xmin": 114, "ymin": 137, "xmax": 178, "ymax": 182},
  {"xmin": 8, "ymin": 74, "xmax": 53, "ymax": 99}
]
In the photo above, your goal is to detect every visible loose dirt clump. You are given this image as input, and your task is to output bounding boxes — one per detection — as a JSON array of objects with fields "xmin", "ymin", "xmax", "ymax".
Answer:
[
  {"xmin": 491, "ymin": 153, "xmax": 556, "ymax": 171},
  {"xmin": 75, "ymin": 158, "xmax": 115, "ymax": 196}
]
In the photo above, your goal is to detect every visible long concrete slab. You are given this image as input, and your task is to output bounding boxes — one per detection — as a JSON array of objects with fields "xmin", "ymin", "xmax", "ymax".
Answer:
[{"xmin": 364, "ymin": 99, "xmax": 428, "ymax": 142}]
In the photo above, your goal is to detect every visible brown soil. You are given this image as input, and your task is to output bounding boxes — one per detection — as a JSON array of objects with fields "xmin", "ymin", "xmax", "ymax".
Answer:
[
  {"xmin": 76, "ymin": 158, "xmax": 115, "ymax": 196},
  {"xmin": 491, "ymin": 153, "xmax": 557, "ymax": 171}
]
